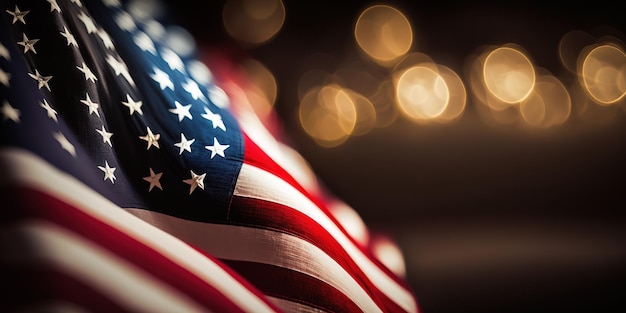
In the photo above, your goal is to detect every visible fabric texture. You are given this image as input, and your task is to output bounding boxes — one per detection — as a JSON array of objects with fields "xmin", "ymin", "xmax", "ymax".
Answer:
[{"xmin": 0, "ymin": 0, "xmax": 419, "ymax": 312}]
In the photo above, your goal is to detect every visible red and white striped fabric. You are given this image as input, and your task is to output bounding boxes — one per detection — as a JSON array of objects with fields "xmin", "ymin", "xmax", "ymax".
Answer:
[{"xmin": 0, "ymin": 0, "xmax": 419, "ymax": 312}]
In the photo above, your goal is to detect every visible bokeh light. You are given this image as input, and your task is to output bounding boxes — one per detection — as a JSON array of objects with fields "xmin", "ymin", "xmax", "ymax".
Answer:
[
  {"xmin": 579, "ymin": 43, "xmax": 626, "ymax": 105},
  {"xmin": 354, "ymin": 4, "xmax": 413, "ymax": 66},
  {"xmin": 394, "ymin": 65, "xmax": 450, "ymax": 121},
  {"xmin": 519, "ymin": 72, "xmax": 571, "ymax": 128},
  {"xmin": 483, "ymin": 46, "xmax": 536, "ymax": 104},
  {"xmin": 241, "ymin": 58, "xmax": 278, "ymax": 119},
  {"xmin": 223, "ymin": 0, "xmax": 285, "ymax": 46},
  {"xmin": 299, "ymin": 85, "xmax": 357, "ymax": 148}
]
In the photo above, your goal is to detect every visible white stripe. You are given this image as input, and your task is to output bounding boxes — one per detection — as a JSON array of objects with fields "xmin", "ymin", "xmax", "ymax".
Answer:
[
  {"xmin": 126, "ymin": 208, "xmax": 383, "ymax": 313},
  {"xmin": 235, "ymin": 163, "xmax": 418, "ymax": 313},
  {"xmin": 231, "ymin": 87, "xmax": 320, "ymax": 193},
  {"xmin": 0, "ymin": 148, "xmax": 277, "ymax": 313},
  {"xmin": 0, "ymin": 220, "xmax": 208, "ymax": 313},
  {"xmin": 267, "ymin": 297, "xmax": 326, "ymax": 313}
]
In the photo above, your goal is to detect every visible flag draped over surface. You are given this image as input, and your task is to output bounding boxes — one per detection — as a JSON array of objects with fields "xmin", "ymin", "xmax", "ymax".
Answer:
[{"xmin": 0, "ymin": 0, "xmax": 419, "ymax": 312}]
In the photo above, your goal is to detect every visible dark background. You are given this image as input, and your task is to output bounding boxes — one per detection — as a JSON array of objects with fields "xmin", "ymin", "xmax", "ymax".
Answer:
[{"xmin": 163, "ymin": 1, "xmax": 626, "ymax": 312}]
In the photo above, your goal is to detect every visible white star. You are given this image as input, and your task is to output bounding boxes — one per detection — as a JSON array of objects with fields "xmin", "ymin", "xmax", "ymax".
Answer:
[
  {"xmin": 60, "ymin": 26, "xmax": 78, "ymax": 47},
  {"xmin": 96, "ymin": 125, "xmax": 113, "ymax": 147},
  {"xmin": 77, "ymin": 62, "xmax": 98, "ymax": 83},
  {"xmin": 150, "ymin": 67, "xmax": 173, "ymax": 90},
  {"xmin": 121, "ymin": 94, "xmax": 143, "ymax": 115},
  {"xmin": 201, "ymin": 107, "xmax": 226, "ymax": 131},
  {"xmin": 0, "ymin": 68, "xmax": 10, "ymax": 87},
  {"xmin": 40, "ymin": 99, "xmax": 58, "ymax": 122},
  {"xmin": 77, "ymin": 11, "xmax": 97, "ymax": 34},
  {"xmin": 182, "ymin": 170, "xmax": 205, "ymax": 195},
  {"xmin": 134, "ymin": 31, "xmax": 156, "ymax": 55},
  {"xmin": 17, "ymin": 33, "xmax": 39, "ymax": 54},
  {"xmin": 139, "ymin": 126, "xmax": 160, "ymax": 149},
  {"xmin": 28, "ymin": 70, "xmax": 52, "ymax": 91},
  {"xmin": 115, "ymin": 11, "xmax": 136, "ymax": 32},
  {"xmin": 97, "ymin": 28, "xmax": 115, "ymax": 49},
  {"xmin": 0, "ymin": 43, "xmax": 10, "ymax": 60},
  {"xmin": 143, "ymin": 168, "xmax": 163, "ymax": 191},
  {"xmin": 80, "ymin": 93, "xmax": 100, "ymax": 117},
  {"xmin": 160, "ymin": 48, "xmax": 185, "ymax": 73},
  {"xmin": 106, "ymin": 54, "xmax": 134, "ymax": 86},
  {"xmin": 205, "ymin": 137, "xmax": 230, "ymax": 159},
  {"xmin": 70, "ymin": 0, "xmax": 83, "ymax": 7},
  {"xmin": 53, "ymin": 132, "xmax": 76, "ymax": 157},
  {"xmin": 174, "ymin": 133, "xmax": 194, "ymax": 155},
  {"xmin": 98, "ymin": 160, "xmax": 117, "ymax": 184},
  {"xmin": 182, "ymin": 78, "xmax": 207, "ymax": 102},
  {"xmin": 47, "ymin": 0, "xmax": 61, "ymax": 13},
  {"xmin": 1, "ymin": 101, "xmax": 20, "ymax": 123},
  {"xmin": 169, "ymin": 101, "xmax": 192, "ymax": 122},
  {"xmin": 6, "ymin": 5, "xmax": 29, "ymax": 24}
]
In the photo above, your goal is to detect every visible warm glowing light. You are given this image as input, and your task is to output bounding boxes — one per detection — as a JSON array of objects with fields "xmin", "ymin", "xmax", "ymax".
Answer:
[
  {"xmin": 520, "ymin": 74, "xmax": 571, "ymax": 128},
  {"xmin": 298, "ymin": 69, "xmax": 332, "ymax": 101},
  {"xmin": 370, "ymin": 79, "xmax": 399, "ymax": 128},
  {"xmin": 435, "ymin": 65, "xmax": 466, "ymax": 122},
  {"xmin": 345, "ymin": 89, "xmax": 377, "ymax": 136},
  {"xmin": 483, "ymin": 46, "xmax": 536, "ymax": 104},
  {"xmin": 571, "ymin": 81, "xmax": 622, "ymax": 126},
  {"xmin": 395, "ymin": 65, "xmax": 449, "ymax": 121},
  {"xmin": 299, "ymin": 85, "xmax": 357, "ymax": 147},
  {"xmin": 580, "ymin": 43, "xmax": 626, "ymax": 105},
  {"xmin": 241, "ymin": 59, "xmax": 278, "ymax": 119},
  {"xmin": 559, "ymin": 30, "xmax": 595, "ymax": 74},
  {"xmin": 223, "ymin": 0, "xmax": 285, "ymax": 46},
  {"xmin": 354, "ymin": 5, "xmax": 413, "ymax": 65}
]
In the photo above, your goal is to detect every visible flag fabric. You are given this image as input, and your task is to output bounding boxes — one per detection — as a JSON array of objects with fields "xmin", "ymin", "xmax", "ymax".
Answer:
[{"xmin": 0, "ymin": 0, "xmax": 419, "ymax": 312}]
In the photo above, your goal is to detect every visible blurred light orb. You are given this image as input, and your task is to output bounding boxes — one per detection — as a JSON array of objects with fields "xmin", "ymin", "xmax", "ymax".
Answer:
[
  {"xmin": 299, "ymin": 85, "xmax": 357, "ymax": 147},
  {"xmin": 435, "ymin": 65, "xmax": 467, "ymax": 123},
  {"xmin": 241, "ymin": 59, "xmax": 278, "ymax": 119},
  {"xmin": 395, "ymin": 66, "xmax": 449, "ymax": 121},
  {"xmin": 483, "ymin": 46, "xmax": 536, "ymax": 104},
  {"xmin": 520, "ymin": 74, "xmax": 571, "ymax": 128},
  {"xmin": 345, "ymin": 89, "xmax": 377, "ymax": 136},
  {"xmin": 558, "ymin": 30, "xmax": 596, "ymax": 74},
  {"xmin": 580, "ymin": 43, "xmax": 626, "ymax": 105},
  {"xmin": 355, "ymin": 5, "xmax": 413, "ymax": 65},
  {"xmin": 242, "ymin": 58, "xmax": 278, "ymax": 106},
  {"xmin": 223, "ymin": 0, "xmax": 285, "ymax": 46}
]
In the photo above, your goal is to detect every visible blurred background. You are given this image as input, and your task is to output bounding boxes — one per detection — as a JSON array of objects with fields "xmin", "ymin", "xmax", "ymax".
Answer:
[{"xmin": 145, "ymin": 0, "xmax": 625, "ymax": 312}]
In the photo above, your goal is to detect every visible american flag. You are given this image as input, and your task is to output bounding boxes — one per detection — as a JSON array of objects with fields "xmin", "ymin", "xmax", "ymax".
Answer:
[{"xmin": 0, "ymin": 0, "xmax": 419, "ymax": 312}]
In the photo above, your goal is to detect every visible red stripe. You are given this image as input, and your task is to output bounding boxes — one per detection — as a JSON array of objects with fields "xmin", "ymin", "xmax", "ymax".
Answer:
[
  {"xmin": 1, "ymin": 186, "xmax": 279, "ymax": 313},
  {"xmin": 241, "ymin": 133, "xmax": 382, "ymax": 263},
  {"xmin": 240, "ymin": 134, "xmax": 414, "ymax": 310},
  {"xmin": 230, "ymin": 195, "xmax": 408, "ymax": 313},
  {"xmin": 224, "ymin": 260, "xmax": 363, "ymax": 313}
]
